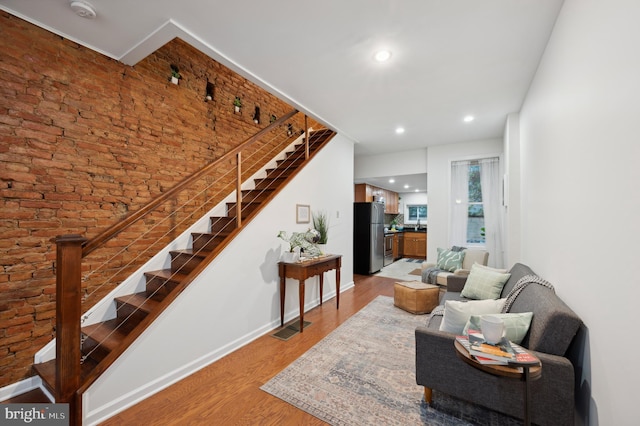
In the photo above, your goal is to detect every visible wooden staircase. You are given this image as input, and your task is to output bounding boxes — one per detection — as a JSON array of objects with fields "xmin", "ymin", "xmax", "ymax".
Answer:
[{"xmin": 33, "ymin": 127, "xmax": 335, "ymax": 406}]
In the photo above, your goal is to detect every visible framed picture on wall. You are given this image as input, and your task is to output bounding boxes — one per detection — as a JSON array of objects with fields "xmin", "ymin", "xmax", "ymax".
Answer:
[{"xmin": 296, "ymin": 204, "xmax": 310, "ymax": 223}]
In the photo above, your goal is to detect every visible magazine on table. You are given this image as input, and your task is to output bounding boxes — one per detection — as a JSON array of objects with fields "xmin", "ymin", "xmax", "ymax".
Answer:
[{"xmin": 456, "ymin": 335, "xmax": 509, "ymax": 365}]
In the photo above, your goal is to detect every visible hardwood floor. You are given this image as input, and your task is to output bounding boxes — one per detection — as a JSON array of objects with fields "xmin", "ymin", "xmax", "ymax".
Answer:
[{"xmin": 101, "ymin": 273, "xmax": 397, "ymax": 425}]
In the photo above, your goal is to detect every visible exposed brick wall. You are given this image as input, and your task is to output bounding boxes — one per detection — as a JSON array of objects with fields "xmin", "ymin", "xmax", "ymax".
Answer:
[{"xmin": 0, "ymin": 12, "xmax": 316, "ymax": 388}]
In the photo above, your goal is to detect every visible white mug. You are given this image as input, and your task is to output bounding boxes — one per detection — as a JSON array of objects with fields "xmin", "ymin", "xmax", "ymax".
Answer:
[{"xmin": 480, "ymin": 315, "xmax": 505, "ymax": 344}]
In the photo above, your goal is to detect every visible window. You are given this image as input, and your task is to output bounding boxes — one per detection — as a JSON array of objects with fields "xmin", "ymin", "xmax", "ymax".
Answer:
[
  {"xmin": 407, "ymin": 205, "xmax": 427, "ymax": 222},
  {"xmin": 451, "ymin": 160, "xmax": 493, "ymax": 246},
  {"xmin": 467, "ymin": 163, "xmax": 485, "ymax": 244}
]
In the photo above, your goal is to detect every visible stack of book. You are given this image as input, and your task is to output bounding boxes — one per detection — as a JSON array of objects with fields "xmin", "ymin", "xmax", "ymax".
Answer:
[{"xmin": 456, "ymin": 330, "xmax": 540, "ymax": 366}]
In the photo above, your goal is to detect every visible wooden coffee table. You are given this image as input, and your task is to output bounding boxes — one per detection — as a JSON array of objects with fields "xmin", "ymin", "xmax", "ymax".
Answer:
[{"xmin": 454, "ymin": 340, "xmax": 541, "ymax": 425}]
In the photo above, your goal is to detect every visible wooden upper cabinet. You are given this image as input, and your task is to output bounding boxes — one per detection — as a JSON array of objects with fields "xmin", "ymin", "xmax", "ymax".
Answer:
[
  {"xmin": 354, "ymin": 184, "xmax": 373, "ymax": 202},
  {"xmin": 355, "ymin": 184, "xmax": 399, "ymax": 214}
]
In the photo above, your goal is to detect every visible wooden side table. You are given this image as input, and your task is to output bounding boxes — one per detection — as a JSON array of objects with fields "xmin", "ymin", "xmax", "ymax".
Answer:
[
  {"xmin": 278, "ymin": 254, "xmax": 342, "ymax": 332},
  {"xmin": 454, "ymin": 340, "xmax": 541, "ymax": 426}
]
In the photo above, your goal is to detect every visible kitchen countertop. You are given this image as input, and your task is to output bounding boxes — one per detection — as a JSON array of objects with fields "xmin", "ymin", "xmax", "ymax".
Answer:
[{"xmin": 384, "ymin": 228, "xmax": 427, "ymax": 235}]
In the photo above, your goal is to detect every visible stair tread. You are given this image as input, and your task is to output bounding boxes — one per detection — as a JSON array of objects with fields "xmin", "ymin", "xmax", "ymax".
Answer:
[
  {"xmin": 82, "ymin": 318, "xmax": 130, "ymax": 351},
  {"xmin": 170, "ymin": 248, "xmax": 211, "ymax": 257},
  {"xmin": 114, "ymin": 293, "xmax": 159, "ymax": 314},
  {"xmin": 34, "ymin": 357, "xmax": 99, "ymax": 395},
  {"xmin": 145, "ymin": 269, "xmax": 189, "ymax": 282}
]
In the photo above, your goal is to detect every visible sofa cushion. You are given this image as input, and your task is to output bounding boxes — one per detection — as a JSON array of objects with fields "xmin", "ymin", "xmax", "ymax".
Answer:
[
  {"xmin": 463, "ymin": 312, "xmax": 534, "ymax": 344},
  {"xmin": 437, "ymin": 248, "xmax": 465, "ymax": 272},
  {"xmin": 460, "ymin": 263, "xmax": 511, "ymax": 300},
  {"xmin": 438, "ymin": 298, "xmax": 506, "ymax": 334}
]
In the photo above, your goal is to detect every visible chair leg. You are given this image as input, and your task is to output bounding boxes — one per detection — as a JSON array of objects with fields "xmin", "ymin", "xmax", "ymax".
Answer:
[{"xmin": 424, "ymin": 387, "xmax": 433, "ymax": 404}]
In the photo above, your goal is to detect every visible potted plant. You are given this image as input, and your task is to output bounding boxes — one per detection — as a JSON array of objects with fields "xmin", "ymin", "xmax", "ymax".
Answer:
[
  {"xmin": 233, "ymin": 96, "xmax": 242, "ymax": 112},
  {"xmin": 278, "ymin": 230, "xmax": 321, "ymax": 261},
  {"xmin": 169, "ymin": 65, "xmax": 181, "ymax": 85},
  {"xmin": 312, "ymin": 210, "xmax": 329, "ymax": 253}
]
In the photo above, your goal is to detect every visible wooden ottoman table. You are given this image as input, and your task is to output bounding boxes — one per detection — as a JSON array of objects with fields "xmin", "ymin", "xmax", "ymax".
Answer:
[{"xmin": 394, "ymin": 281, "xmax": 440, "ymax": 314}]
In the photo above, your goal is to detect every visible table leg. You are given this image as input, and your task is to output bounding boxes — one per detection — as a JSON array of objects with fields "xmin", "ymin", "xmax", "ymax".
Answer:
[
  {"xmin": 335, "ymin": 266, "xmax": 340, "ymax": 309},
  {"xmin": 523, "ymin": 366, "xmax": 531, "ymax": 426},
  {"xmin": 279, "ymin": 275, "xmax": 286, "ymax": 327},
  {"xmin": 319, "ymin": 273, "xmax": 324, "ymax": 305},
  {"xmin": 299, "ymin": 280, "xmax": 305, "ymax": 333}
]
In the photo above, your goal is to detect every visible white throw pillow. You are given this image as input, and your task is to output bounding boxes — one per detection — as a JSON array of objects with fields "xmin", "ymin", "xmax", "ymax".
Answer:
[
  {"xmin": 460, "ymin": 263, "xmax": 511, "ymax": 300},
  {"xmin": 439, "ymin": 298, "xmax": 506, "ymax": 334}
]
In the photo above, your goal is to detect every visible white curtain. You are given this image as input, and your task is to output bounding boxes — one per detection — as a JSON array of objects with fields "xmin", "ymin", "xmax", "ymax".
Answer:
[
  {"xmin": 479, "ymin": 158, "xmax": 504, "ymax": 268},
  {"xmin": 450, "ymin": 160, "xmax": 469, "ymax": 247}
]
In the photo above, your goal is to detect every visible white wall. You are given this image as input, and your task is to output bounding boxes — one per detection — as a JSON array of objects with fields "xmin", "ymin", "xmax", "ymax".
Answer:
[
  {"xmin": 426, "ymin": 139, "xmax": 503, "ymax": 263},
  {"xmin": 354, "ymin": 148, "xmax": 427, "ymax": 179},
  {"xmin": 83, "ymin": 134, "xmax": 355, "ymax": 425},
  {"xmin": 503, "ymin": 113, "xmax": 521, "ymax": 267},
  {"xmin": 518, "ymin": 1, "xmax": 640, "ymax": 424}
]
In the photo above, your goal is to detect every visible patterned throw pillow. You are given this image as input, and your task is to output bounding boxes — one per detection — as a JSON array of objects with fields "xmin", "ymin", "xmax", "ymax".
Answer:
[
  {"xmin": 460, "ymin": 263, "xmax": 511, "ymax": 300},
  {"xmin": 436, "ymin": 248, "xmax": 465, "ymax": 272},
  {"xmin": 463, "ymin": 312, "xmax": 534, "ymax": 344}
]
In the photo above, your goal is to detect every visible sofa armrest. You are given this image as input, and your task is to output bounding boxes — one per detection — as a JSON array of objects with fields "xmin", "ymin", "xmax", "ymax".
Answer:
[
  {"xmin": 445, "ymin": 274, "xmax": 468, "ymax": 292},
  {"xmin": 453, "ymin": 268, "xmax": 470, "ymax": 276},
  {"xmin": 421, "ymin": 262, "xmax": 436, "ymax": 271}
]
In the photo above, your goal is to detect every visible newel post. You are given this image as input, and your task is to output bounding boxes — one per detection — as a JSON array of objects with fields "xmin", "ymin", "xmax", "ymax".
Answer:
[{"xmin": 54, "ymin": 234, "xmax": 87, "ymax": 423}]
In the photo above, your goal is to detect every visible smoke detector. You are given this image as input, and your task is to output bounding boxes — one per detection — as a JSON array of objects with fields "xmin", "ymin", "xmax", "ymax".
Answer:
[{"xmin": 70, "ymin": 1, "xmax": 97, "ymax": 19}]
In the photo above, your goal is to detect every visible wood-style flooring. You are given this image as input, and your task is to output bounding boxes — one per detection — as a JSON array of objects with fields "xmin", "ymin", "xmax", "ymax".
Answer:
[{"xmin": 100, "ymin": 273, "xmax": 397, "ymax": 425}]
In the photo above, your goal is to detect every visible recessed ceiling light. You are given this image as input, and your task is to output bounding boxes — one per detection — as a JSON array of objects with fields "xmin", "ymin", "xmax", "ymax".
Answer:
[
  {"xmin": 374, "ymin": 50, "xmax": 392, "ymax": 62},
  {"xmin": 415, "ymin": 189, "xmax": 419, "ymax": 192},
  {"xmin": 389, "ymin": 178, "xmax": 395, "ymax": 183},
  {"xmin": 404, "ymin": 184, "xmax": 409, "ymax": 189},
  {"xmin": 395, "ymin": 127, "xmax": 405, "ymax": 134},
  {"xmin": 463, "ymin": 115, "xmax": 475, "ymax": 123}
]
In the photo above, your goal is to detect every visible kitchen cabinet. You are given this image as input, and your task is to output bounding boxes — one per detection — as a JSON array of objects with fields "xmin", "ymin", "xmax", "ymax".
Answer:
[
  {"xmin": 354, "ymin": 184, "xmax": 399, "ymax": 214},
  {"xmin": 393, "ymin": 233, "xmax": 403, "ymax": 260},
  {"xmin": 354, "ymin": 183, "xmax": 373, "ymax": 203},
  {"xmin": 403, "ymin": 232, "xmax": 427, "ymax": 259}
]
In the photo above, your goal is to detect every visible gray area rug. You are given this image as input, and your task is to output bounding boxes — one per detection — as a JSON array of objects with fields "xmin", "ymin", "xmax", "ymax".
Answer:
[{"xmin": 261, "ymin": 296, "xmax": 520, "ymax": 425}]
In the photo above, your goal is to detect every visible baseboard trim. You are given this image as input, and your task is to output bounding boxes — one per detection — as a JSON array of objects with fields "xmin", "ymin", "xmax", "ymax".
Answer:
[{"xmin": 83, "ymin": 284, "xmax": 354, "ymax": 425}]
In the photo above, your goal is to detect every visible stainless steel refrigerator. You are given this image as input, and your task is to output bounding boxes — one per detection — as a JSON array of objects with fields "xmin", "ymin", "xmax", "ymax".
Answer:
[{"xmin": 353, "ymin": 202, "xmax": 385, "ymax": 274}]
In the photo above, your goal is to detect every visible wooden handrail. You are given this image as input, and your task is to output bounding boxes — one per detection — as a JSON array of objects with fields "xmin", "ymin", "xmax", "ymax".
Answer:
[{"xmin": 82, "ymin": 109, "xmax": 298, "ymax": 257}]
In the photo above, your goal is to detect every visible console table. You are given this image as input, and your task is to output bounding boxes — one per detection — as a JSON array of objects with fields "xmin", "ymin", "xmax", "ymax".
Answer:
[{"xmin": 278, "ymin": 254, "xmax": 342, "ymax": 333}]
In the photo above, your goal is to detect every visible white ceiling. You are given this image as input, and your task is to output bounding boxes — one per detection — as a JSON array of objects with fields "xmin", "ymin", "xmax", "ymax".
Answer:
[{"xmin": 0, "ymin": 0, "xmax": 564, "ymax": 190}]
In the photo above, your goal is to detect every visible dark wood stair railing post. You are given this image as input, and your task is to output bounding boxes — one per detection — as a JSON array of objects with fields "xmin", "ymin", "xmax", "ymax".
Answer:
[
  {"xmin": 304, "ymin": 115, "xmax": 309, "ymax": 160},
  {"xmin": 54, "ymin": 234, "xmax": 87, "ymax": 426}
]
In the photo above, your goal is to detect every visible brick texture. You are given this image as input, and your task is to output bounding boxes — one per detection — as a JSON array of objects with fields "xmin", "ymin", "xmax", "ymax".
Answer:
[{"xmin": 0, "ymin": 11, "xmax": 317, "ymax": 388}]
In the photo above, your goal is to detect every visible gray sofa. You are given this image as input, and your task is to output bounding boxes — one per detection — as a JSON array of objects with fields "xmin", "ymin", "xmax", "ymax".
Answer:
[{"xmin": 415, "ymin": 263, "xmax": 582, "ymax": 426}]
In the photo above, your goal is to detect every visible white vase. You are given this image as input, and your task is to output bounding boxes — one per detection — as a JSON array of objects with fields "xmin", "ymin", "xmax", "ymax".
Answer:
[
  {"xmin": 282, "ymin": 252, "xmax": 299, "ymax": 263},
  {"xmin": 171, "ymin": 76, "xmax": 179, "ymax": 85},
  {"xmin": 317, "ymin": 244, "xmax": 328, "ymax": 255}
]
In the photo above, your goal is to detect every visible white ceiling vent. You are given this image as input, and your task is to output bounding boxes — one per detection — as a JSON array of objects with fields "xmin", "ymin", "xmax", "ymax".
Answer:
[{"xmin": 70, "ymin": 1, "xmax": 97, "ymax": 19}]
